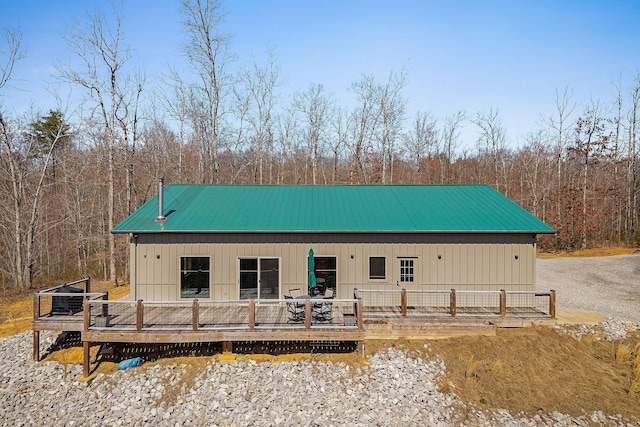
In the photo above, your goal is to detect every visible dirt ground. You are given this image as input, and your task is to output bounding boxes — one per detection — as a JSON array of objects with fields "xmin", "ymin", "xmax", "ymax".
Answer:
[{"xmin": 2, "ymin": 250, "xmax": 640, "ymax": 421}]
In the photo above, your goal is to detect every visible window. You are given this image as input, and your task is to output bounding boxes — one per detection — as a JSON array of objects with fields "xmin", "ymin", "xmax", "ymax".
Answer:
[
  {"xmin": 400, "ymin": 259, "xmax": 414, "ymax": 282},
  {"xmin": 314, "ymin": 256, "xmax": 337, "ymax": 291},
  {"xmin": 369, "ymin": 257, "xmax": 386, "ymax": 280},
  {"xmin": 180, "ymin": 257, "xmax": 210, "ymax": 298}
]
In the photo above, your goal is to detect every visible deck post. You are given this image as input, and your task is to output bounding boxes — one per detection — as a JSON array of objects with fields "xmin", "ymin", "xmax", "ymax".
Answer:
[
  {"xmin": 33, "ymin": 331, "xmax": 40, "ymax": 362},
  {"xmin": 223, "ymin": 341, "xmax": 233, "ymax": 353},
  {"xmin": 356, "ymin": 299, "xmax": 364, "ymax": 331},
  {"xmin": 249, "ymin": 300, "xmax": 256, "ymax": 331},
  {"xmin": 549, "ymin": 290, "xmax": 556, "ymax": 318},
  {"xmin": 33, "ymin": 293, "xmax": 40, "ymax": 361},
  {"xmin": 33, "ymin": 292, "xmax": 40, "ymax": 321},
  {"xmin": 102, "ymin": 292, "xmax": 109, "ymax": 318},
  {"xmin": 82, "ymin": 298, "xmax": 91, "ymax": 377},
  {"xmin": 353, "ymin": 289, "xmax": 359, "ymax": 320},
  {"xmin": 499, "ymin": 290, "xmax": 507, "ymax": 318},
  {"xmin": 86, "ymin": 277, "xmax": 91, "ymax": 294},
  {"xmin": 83, "ymin": 340, "xmax": 90, "ymax": 377},
  {"xmin": 450, "ymin": 289, "xmax": 456, "ymax": 317},
  {"xmin": 305, "ymin": 299, "xmax": 311, "ymax": 330},
  {"xmin": 136, "ymin": 300, "xmax": 143, "ymax": 332},
  {"xmin": 192, "ymin": 299, "xmax": 199, "ymax": 332},
  {"xmin": 83, "ymin": 299, "xmax": 90, "ymax": 330},
  {"xmin": 401, "ymin": 289, "xmax": 407, "ymax": 317}
]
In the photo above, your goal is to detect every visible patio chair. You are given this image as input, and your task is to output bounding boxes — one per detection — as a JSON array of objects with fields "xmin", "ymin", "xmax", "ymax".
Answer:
[
  {"xmin": 285, "ymin": 295, "xmax": 305, "ymax": 323},
  {"xmin": 312, "ymin": 298, "xmax": 333, "ymax": 322},
  {"xmin": 289, "ymin": 288, "xmax": 303, "ymax": 298}
]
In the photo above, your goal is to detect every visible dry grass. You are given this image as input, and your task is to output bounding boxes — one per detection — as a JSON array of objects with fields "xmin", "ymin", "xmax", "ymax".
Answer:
[
  {"xmin": 422, "ymin": 327, "xmax": 640, "ymax": 419},
  {"xmin": 617, "ymin": 344, "xmax": 633, "ymax": 365},
  {"xmin": 632, "ymin": 344, "xmax": 640, "ymax": 403}
]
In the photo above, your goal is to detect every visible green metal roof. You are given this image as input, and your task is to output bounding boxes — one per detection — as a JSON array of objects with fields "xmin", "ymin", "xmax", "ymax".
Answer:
[{"xmin": 112, "ymin": 184, "xmax": 555, "ymax": 234}]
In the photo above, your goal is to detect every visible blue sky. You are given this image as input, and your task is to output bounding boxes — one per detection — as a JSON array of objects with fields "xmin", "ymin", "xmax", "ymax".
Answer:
[{"xmin": 2, "ymin": 0, "xmax": 640, "ymax": 148}]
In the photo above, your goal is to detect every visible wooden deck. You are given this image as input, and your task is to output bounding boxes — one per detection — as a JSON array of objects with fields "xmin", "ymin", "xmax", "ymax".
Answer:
[{"xmin": 32, "ymin": 282, "xmax": 557, "ymax": 377}]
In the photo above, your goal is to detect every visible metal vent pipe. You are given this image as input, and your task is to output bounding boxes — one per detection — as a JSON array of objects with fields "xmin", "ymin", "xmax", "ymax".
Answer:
[{"xmin": 155, "ymin": 176, "xmax": 166, "ymax": 222}]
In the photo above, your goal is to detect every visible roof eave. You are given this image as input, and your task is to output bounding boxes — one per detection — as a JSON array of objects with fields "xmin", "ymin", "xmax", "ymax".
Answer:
[{"xmin": 113, "ymin": 229, "xmax": 556, "ymax": 234}]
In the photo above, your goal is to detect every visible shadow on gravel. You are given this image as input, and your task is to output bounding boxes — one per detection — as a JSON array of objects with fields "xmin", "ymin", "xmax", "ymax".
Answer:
[{"xmin": 43, "ymin": 333, "xmax": 358, "ymax": 368}]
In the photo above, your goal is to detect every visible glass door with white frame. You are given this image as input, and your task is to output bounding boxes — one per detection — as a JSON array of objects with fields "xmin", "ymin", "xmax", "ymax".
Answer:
[{"xmin": 239, "ymin": 258, "xmax": 280, "ymax": 299}]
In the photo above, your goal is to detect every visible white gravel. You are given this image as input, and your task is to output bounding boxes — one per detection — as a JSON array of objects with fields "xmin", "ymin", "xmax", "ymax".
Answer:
[{"xmin": 536, "ymin": 253, "xmax": 640, "ymax": 324}]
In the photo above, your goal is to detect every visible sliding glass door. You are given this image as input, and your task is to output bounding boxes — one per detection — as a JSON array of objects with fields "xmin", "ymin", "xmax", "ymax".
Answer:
[{"xmin": 239, "ymin": 258, "xmax": 280, "ymax": 299}]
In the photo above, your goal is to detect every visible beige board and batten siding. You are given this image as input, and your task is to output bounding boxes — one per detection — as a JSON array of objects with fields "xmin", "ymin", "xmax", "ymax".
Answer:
[{"xmin": 129, "ymin": 233, "xmax": 537, "ymax": 302}]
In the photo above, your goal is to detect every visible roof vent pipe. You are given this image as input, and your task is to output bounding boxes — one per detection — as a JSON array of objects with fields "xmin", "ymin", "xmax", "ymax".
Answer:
[{"xmin": 155, "ymin": 176, "xmax": 166, "ymax": 222}]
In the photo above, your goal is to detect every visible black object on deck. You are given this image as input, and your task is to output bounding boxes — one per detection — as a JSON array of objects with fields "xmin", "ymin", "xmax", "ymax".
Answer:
[{"xmin": 51, "ymin": 285, "xmax": 84, "ymax": 315}]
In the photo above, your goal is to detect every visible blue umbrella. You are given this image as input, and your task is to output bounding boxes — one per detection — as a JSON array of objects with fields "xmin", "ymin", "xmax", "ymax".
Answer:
[{"xmin": 308, "ymin": 249, "xmax": 317, "ymax": 291}]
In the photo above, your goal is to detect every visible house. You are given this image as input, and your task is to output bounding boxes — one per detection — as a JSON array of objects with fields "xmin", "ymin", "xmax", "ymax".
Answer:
[{"xmin": 112, "ymin": 182, "xmax": 555, "ymax": 302}]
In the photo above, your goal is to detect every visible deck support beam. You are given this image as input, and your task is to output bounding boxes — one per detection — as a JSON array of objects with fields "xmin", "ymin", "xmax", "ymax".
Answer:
[
  {"xmin": 249, "ymin": 300, "xmax": 256, "ymax": 331},
  {"xmin": 33, "ymin": 331, "xmax": 40, "ymax": 362},
  {"xmin": 401, "ymin": 289, "xmax": 407, "ymax": 317},
  {"xmin": 136, "ymin": 299, "xmax": 143, "ymax": 331},
  {"xmin": 33, "ymin": 292, "xmax": 40, "ymax": 361},
  {"xmin": 450, "ymin": 289, "xmax": 456, "ymax": 317},
  {"xmin": 83, "ymin": 340, "xmax": 90, "ymax": 377},
  {"xmin": 192, "ymin": 300, "xmax": 199, "ymax": 331}
]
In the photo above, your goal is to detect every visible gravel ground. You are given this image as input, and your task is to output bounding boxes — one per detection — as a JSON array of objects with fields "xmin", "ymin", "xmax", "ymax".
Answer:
[{"xmin": 536, "ymin": 253, "xmax": 640, "ymax": 324}]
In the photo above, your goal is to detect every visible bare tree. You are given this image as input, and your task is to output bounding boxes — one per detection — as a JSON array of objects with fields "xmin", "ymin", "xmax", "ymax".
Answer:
[
  {"xmin": 181, "ymin": 0, "xmax": 233, "ymax": 184},
  {"xmin": 275, "ymin": 104, "xmax": 301, "ymax": 184},
  {"xmin": 158, "ymin": 70, "xmax": 193, "ymax": 181},
  {"xmin": 473, "ymin": 108, "xmax": 509, "ymax": 193},
  {"xmin": 240, "ymin": 51, "xmax": 281, "ymax": 184},
  {"xmin": 117, "ymin": 71, "xmax": 145, "ymax": 215},
  {"xmin": 518, "ymin": 129, "xmax": 554, "ymax": 218},
  {"xmin": 347, "ymin": 74, "xmax": 382, "ymax": 184},
  {"xmin": 571, "ymin": 99, "xmax": 611, "ymax": 248},
  {"xmin": 294, "ymin": 83, "xmax": 334, "ymax": 185},
  {"xmin": 544, "ymin": 87, "xmax": 577, "ymax": 189},
  {"xmin": 378, "ymin": 70, "xmax": 407, "ymax": 184},
  {"xmin": 331, "ymin": 107, "xmax": 350, "ymax": 183},
  {"xmin": 59, "ymin": 4, "xmax": 132, "ymax": 285},
  {"xmin": 627, "ymin": 73, "xmax": 640, "ymax": 237},
  {"xmin": 1, "ymin": 109, "xmax": 69, "ymax": 290},
  {"xmin": 0, "ymin": 27, "xmax": 25, "ymax": 94},
  {"xmin": 441, "ymin": 111, "xmax": 466, "ymax": 183},
  {"xmin": 403, "ymin": 111, "xmax": 438, "ymax": 181}
]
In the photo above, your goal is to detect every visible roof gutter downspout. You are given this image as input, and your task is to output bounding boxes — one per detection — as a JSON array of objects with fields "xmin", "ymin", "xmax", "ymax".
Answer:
[{"xmin": 155, "ymin": 176, "xmax": 166, "ymax": 222}]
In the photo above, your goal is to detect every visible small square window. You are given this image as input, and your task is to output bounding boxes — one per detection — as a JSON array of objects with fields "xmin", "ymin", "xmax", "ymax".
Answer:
[{"xmin": 369, "ymin": 257, "xmax": 386, "ymax": 280}]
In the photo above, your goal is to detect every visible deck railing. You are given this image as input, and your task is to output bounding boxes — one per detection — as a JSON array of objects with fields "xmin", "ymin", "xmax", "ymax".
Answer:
[
  {"xmin": 353, "ymin": 288, "xmax": 556, "ymax": 319},
  {"xmin": 83, "ymin": 298, "xmax": 365, "ymax": 333}
]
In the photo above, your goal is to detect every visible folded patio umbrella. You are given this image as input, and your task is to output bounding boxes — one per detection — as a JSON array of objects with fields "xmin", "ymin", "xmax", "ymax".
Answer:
[{"xmin": 308, "ymin": 248, "xmax": 317, "ymax": 290}]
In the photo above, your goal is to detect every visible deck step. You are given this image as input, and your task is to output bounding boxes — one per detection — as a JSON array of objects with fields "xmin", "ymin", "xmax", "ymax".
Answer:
[{"xmin": 363, "ymin": 318, "xmax": 496, "ymax": 339}]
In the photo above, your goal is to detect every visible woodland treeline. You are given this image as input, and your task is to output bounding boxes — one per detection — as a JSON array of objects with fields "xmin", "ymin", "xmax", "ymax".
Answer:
[{"xmin": 1, "ymin": 1, "xmax": 638, "ymax": 290}]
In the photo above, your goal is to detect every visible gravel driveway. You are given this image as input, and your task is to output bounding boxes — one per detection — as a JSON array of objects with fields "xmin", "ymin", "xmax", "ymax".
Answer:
[{"xmin": 536, "ymin": 252, "xmax": 640, "ymax": 324}]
